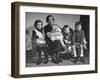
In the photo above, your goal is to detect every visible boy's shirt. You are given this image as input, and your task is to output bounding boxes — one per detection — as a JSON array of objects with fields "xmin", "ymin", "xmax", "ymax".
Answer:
[{"xmin": 72, "ymin": 30, "xmax": 85, "ymax": 45}]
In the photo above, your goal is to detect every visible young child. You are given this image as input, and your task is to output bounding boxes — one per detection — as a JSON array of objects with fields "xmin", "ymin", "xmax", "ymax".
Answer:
[
  {"xmin": 72, "ymin": 22, "xmax": 87, "ymax": 63},
  {"xmin": 62, "ymin": 25, "xmax": 73, "ymax": 55},
  {"xmin": 47, "ymin": 24, "xmax": 65, "ymax": 48},
  {"xmin": 32, "ymin": 20, "xmax": 48, "ymax": 65}
]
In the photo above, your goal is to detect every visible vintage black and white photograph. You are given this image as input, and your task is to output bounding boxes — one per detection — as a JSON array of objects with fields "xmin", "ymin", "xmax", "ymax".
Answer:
[
  {"xmin": 26, "ymin": 13, "xmax": 90, "ymax": 67},
  {"xmin": 11, "ymin": 2, "xmax": 97, "ymax": 78}
]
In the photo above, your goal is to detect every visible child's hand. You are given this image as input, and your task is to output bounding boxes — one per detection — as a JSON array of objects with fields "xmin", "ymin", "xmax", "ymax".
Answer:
[
  {"xmin": 64, "ymin": 40, "xmax": 69, "ymax": 43},
  {"xmin": 68, "ymin": 41, "xmax": 71, "ymax": 44},
  {"xmin": 64, "ymin": 40, "xmax": 71, "ymax": 44}
]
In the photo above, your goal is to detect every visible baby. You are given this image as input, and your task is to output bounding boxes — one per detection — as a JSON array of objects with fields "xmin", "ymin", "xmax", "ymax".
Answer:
[{"xmin": 47, "ymin": 24, "xmax": 65, "ymax": 47}]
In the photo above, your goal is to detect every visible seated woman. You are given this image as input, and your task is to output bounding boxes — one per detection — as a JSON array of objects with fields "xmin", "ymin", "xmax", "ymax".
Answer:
[
  {"xmin": 62, "ymin": 25, "xmax": 73, "ymax": 59},
  {"xmin": 44, "ymin": 15, "xmax": 63, "ymax": 64},
  {"xmin": 31, "ymin": 20, "xmax": 48, "ymax": 65}
]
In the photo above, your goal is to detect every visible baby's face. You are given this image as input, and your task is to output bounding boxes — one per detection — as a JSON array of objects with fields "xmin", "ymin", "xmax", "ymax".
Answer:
[
  {"xmin": 36, "ymin": 22, "xmax": 42, "ymax": 30},
  {"xmin": 53, "ymin": 25, "xmax": 61, "ymax": 32},
  {"xmin": 76, "ymin": 24, "xmax": 82, "ymax": 31},
  {"xmin": 64, "ymin": 27, "xmax": 70, "ymax": 34}
]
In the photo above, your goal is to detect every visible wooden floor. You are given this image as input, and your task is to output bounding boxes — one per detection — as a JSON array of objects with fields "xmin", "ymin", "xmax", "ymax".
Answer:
[{"xmin": 26, "ymin": 50, "xmax": 89, "ymax": 67}]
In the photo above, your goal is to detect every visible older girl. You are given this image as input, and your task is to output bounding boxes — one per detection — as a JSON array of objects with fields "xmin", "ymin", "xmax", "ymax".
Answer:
[{"xmin": 32, "ymin": 20, "xmax": 48, "ymax": 65}]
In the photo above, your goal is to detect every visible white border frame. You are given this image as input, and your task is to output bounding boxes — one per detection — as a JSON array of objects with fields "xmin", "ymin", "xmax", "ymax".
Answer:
[{"xmin": 19, "ymin": 5, "xmax": 96, "ymax": 75}]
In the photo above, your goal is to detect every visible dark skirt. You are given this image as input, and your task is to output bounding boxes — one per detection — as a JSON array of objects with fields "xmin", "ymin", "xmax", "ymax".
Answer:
[{"xmin": 46, "ymin": 39, "xmax": 63, "ymax": 55}]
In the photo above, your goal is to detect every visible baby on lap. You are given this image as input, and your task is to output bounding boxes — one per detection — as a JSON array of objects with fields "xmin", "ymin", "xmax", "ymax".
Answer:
[{"xmin": 47, "ymin": 24, "xmax": 65, "ymax": 47}]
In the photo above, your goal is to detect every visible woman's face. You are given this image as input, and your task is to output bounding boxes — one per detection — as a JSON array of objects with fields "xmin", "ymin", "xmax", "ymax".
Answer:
[
  {"xmin": 36, "ymin": 22, "xmax": 42, "ymax": 30},
  {"xmin": 48, "ymin": 16, "xmax": 54, "ymax": 25}
]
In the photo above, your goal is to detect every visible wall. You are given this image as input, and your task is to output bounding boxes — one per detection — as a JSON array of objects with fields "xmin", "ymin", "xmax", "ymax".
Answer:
[
  {"xmin": 26, "ymin": 12, "xmax": 80, "ymax": 29},
  {"xmin": 0, "ymin": 0, "xmax": 100, "ymax": 80}
]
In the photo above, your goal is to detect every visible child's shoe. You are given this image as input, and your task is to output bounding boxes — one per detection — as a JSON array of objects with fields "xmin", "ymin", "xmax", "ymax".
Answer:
[
  {"xmin": 43, "ymin": 58, "xmax": 48, "ymax": 64},
  {"xmin": 36, "ymin": 58, "xmax": 42, "ymax": 65},
  {"xmin": 73, "ymin": 57, "xmax": 78, "ymax": 63}
]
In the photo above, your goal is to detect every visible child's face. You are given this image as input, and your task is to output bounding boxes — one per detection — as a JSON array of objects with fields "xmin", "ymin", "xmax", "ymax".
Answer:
[
  {"xmin": 76, "ymin": 24, "xmax": 82, "ymax": 31},
  {"xmin": 64, "ymin": 27, "xmax": 70, "ymax": 34},
  {"xmin": 36, "ymin": 22, "xmax": 42, "ymax": 30}
]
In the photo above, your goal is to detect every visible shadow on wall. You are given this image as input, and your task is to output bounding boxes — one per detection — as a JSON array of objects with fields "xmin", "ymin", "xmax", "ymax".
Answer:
[{"xmin": 26, "ymin": 26, "xmax": 34, "ymax": 50}]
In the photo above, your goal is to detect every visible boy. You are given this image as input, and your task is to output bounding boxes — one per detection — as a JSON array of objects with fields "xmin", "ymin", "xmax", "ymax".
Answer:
[
  {"xmin": 72, "ymin": 22, "xmax": 87, "ymax": 63},
  {"xmin": 32, "ymin": 20, "xmax": 48, "ymax": 65}
]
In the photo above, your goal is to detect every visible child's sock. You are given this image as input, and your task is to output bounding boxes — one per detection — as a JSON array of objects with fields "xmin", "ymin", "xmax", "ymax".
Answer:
[
  {"xmin": 73, "ymin": 47, "xmax": 77, "ymax": 57},
  {"xmin": 80, "ymin": 46, "xmax": 83, "ymax": 57}
]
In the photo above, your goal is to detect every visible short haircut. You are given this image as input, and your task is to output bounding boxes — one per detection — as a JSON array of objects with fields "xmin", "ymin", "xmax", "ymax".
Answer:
[
  {"xmin": 63, "ymin": 25, "xmax": 69, "ymax": 29},
  {"xmin": 62, "ymin": 25, "xmax": 72, "ymax": 33},
  {"xmin": 62, "ymin": 25, "xmax": 69, "ymax": 30},
  {"xmin": 34, "ymin": 20, "xmax": 43, "ymax": 28},
  {"xmin": 46, "ymin": 15, "xmax": 55, "ymax": 23},
  {"xmin": 75, "ymin": 22, "xmax": 82, "ymax": 27},
  {"xmin": 75, "ymin": 22, "xmax": 82, "ymax": 29}
]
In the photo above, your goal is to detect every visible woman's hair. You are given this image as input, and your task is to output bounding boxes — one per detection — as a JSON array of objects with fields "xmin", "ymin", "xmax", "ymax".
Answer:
[
  {"xmin": 46, "ymin": 15, "xmax": 55, "ymax": 23},
  {"xmin": 34, "ymin": 19, "xmax": 43, "ymax": 28}
]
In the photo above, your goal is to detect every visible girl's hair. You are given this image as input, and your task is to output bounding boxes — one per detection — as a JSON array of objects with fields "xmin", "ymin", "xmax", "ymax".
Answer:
[
  {"xmin": 34, "ymin": 20, "xmax": 43, "ymax": 28},
  {"xmin": 46, "ymin": 15, "xmax": 55, "ymax": 23},
  {"xmin": 62, "ymin": 25, "xmax": 69, "ymax": 32},
  {"xmin": 62, "ymin": 25, "xmax": 73, "ymax": 34},
  {"xmin": 63, "ymin": 25, "xmax": 69, "ymax": 29}
]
